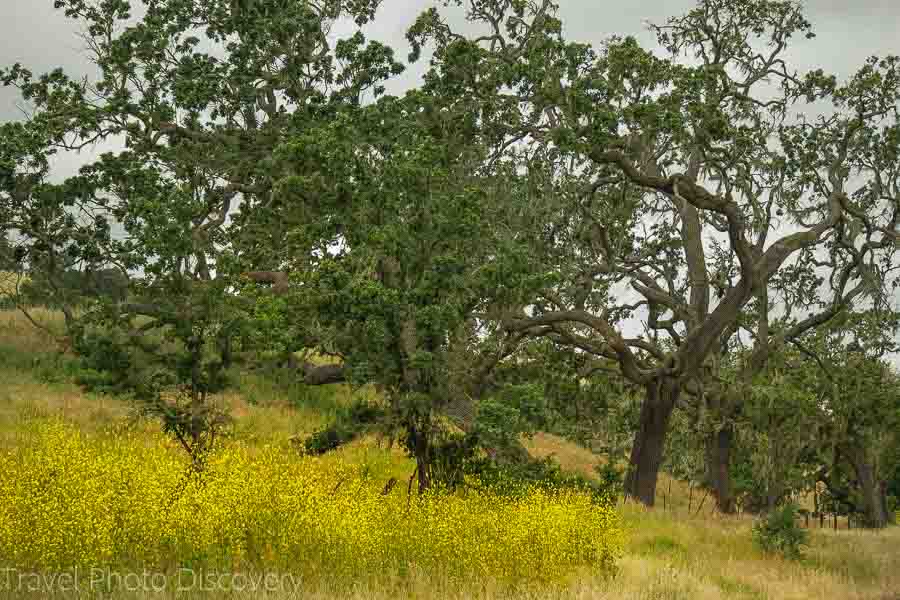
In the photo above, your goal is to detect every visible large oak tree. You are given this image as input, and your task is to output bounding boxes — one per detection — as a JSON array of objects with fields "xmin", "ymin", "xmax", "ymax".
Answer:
[{"xmin": 410, "ymin": 0, "xmax": 900, "ymax": 505}]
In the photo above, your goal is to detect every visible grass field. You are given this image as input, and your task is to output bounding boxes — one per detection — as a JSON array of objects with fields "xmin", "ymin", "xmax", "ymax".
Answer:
[{"xmin": 0, "ymin": 309, "xmax": 898, "ymax": 599}]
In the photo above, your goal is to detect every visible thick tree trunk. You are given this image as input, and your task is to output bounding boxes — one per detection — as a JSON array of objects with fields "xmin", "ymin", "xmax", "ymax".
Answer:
[
  {"xmin": 883, "ymin": 482, "xmax": 896, "ymax": 525},
  {"xmin": 766, "ymin": 480, "xmax": 784, "ymax": 512},
  {"xmin": 625, "ymin": 378, "xmax": 680, "ymax": 506},
  {"xmin": 218, "ymin": 331, "xmax": 233, "ymax": 369},
  {"xmin": 302, "ymin": 362, "xmax": 346, "ymax": 385},
  {"xmin": 845, "ymin": 445, "xmax": 890, "ymax": 528},
  {"xmin": 705, "ymin": 424, "xmax": 735, "ymax": 513},
  {"xmin": 409, "ymin": 422, "xmax": 432, "ymax": 494}
]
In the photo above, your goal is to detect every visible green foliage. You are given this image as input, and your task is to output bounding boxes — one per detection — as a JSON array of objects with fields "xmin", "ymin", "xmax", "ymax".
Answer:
[
  {"xmin": 887, "ymin": 442, "xmax": 900, "ymax": 517},
  {"xmin": 18, "ymin": 268, "xmax": 128, "ymax": 309},
  {"xmin": 253, "ymin": 82, "xmax": 540, "ymax": 491},
  {"xmin": 28, "ymin": 351, "xmax": 84, "ymax": 386},
  {"xmin": 427, "ymin": 430, "xmax": 482, "ymax": 491},
  {"xmin": 303, "ymin": 400, "xmax": 386, "ymax": 455},
  {"xmin": 475, "ymin": 384, "xmax": 545, "ymax": 447},
  {"xmin": 0, "ymin": 0, "xmax": 409, "ymax": 469},
  {"xmin": 491, "ymin": 340, "xmax": 638, "ymax": 462},
  {"xmin": 70, "ymin": 327, "xmax": 139, "ymax": 396},
  {"xmin": 470, "ymin": 453, "xmax": 621, "ymax": 506},
  {"xmin": 0, "ymin": 237, "xmax": 13, "ymax": 271},
  {"xmin": 662, "ymin": 406, "xmax": 706, "ymax": 485},
  {"xmin": 730, "ymin": 448, "xmax": 769, "ymax": 514},
  {"xmin": 752, "ymin": 503, "xmax": 809, "ymax": 560}
]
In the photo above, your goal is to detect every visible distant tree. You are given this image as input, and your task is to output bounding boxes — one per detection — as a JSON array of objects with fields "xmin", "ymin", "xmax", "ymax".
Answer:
[
  {"xmin": 17, "ymin": 266, "xmax": 129, "ymax": 307},
  {"xmin": 490, "ymin": 337, "xmax": 638, "ymax": 458},
  {"xmin": 0, "ymin": 117, "xmax": 111, "ymax": 336},
  {"xmin": 0, "ymin": 234, "xmax": 14, "ymax": 271},
  {"xmin": 740, "ymin": 349, "xmax": 825, "ymax": 511},
  {"xmin": 0, "ymin": 234, "xmax": 19, "ymax": 308},
  {"xmin": 730, "ymin": 314, "xmax": 899, "ymax": 527},
  {"xmin": 811, "ymin": 316, "xmax": 900, "ymax": 528}
]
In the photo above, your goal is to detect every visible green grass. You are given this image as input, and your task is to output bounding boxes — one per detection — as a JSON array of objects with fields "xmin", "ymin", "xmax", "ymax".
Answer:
[
  {"xmin": 633, "ymin": 535, "xmax": 689, "ymax": 561},
  {"xmin": 711, "ymin": 576, "xmax": 765, "ymax": 600}
]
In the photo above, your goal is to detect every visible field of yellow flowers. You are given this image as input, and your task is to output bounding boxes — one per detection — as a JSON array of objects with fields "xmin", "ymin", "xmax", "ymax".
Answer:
[{"xmin": 0, "ymin": 419, "xmax": 622, "ymax": 587}]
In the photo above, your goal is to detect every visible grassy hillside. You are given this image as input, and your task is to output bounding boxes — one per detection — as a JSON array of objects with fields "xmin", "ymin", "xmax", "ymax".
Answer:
[{"xmin": 0, "ymin": 309, "xmax": 898, "ymax": 599}]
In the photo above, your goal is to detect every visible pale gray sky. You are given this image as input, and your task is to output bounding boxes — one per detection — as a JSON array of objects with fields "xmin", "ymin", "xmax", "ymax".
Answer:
[
  {"xmin": 3, "ymin": 0, "xmax": 899, "ymax": 119},
  {"xmin": 2, "ymin": 0, "xmax": 898, "ymax": 174},
  {"xmin": 1, "ymin": 0, "xmax": 898, "ymax": 176}
]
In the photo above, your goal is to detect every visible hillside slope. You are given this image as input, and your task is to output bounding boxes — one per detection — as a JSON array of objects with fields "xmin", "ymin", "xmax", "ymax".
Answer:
[{"xmin": 0, "ymin": 309, "xmax": 898, "ymax": 599}]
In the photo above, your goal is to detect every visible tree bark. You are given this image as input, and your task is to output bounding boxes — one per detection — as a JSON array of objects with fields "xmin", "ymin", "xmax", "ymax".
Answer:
[
  {"xmin": 883, "ymin": 482, "xmax": 896, "ymax": 525},
  {"xmin": 243, "ymin": 271, "xmax": 289, "ymax": 295},
  {"xmin": 301, "ymin": 363, "xmax": 346, "ymax": 385},
  {"xmin": 845, "ymin": 444, "xmax": 890, "ymax": 528},
  {"xmin": 625, "ymin": 378, "xmax": 680, "ymax": 506},
  {"xmin": 397, "ymin": 310, "xmax": 433, "ymax": 494},
  {"xmin": 217, "ymin": 331, "xmax": 233, "ymax": 369},
  {"xmin": 408, "ymin": 419, "xmax": 432, "ymax": 494},
  {"xmin": 766, "ymin": 478, "xmax": 785, "ymax": 512},
  {"xmin": 705, "ymin": 424, "xmax": 735, "ymax": 513}
]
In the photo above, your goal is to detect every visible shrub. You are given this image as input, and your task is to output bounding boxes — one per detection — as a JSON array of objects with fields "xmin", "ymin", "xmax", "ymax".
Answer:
[
  {"xmin": 302, "ymin": 400, "xmax": 386, "ymax": 455},
  {"xmin": 752, "ymin": 503, "xmax": 809, "ymax": 560},
  {"xmin": 465, "ymin": 452, "xmax": 621, "ymax": 506}
]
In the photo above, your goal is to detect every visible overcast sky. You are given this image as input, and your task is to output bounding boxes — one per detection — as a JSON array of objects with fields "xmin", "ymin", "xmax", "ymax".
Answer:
[
  {"xmin": 3, "ymin": 0, "xmax": 899, "ymax": 117},
  {"xmin": 2, "ymin": 0, "xmax": 898, "ymax": 173},
  {"xmin": 2, "ymin": 1, "xmax": 899, "ymax": 362}
]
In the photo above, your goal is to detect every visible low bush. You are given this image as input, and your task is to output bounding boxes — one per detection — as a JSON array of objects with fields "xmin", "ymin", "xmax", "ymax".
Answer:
[
  {"xmin": 752, "ymin": 503, "xmax": 809, "ymax": 560},
  {"xmin": 302, "ymin": 399, "xmax": 386, "ymax": 454},
  {"xmin": 467, "ymin": 452, "xmax": 622, "ymax": 506}
]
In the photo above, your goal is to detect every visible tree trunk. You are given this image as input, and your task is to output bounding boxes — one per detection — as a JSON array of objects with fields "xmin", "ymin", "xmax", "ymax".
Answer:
[
  {"xmin": 705, "ymin": 424, "xmax": 735, "ymax": 513},
  {"xmin": 625, "ymin": 378, "xmax": 679, "ymax": 506},
  {"xmin": 766, "ymin": 479, "xmax": 784, "ymax": 512},
  {"xmin": 883, "ymin": 482, "xmax": 896, "ymax": 525},
  {"xmin": 218, "ymin": 331, "xmax": 233, "ymax": 369},
  {"xmin": 410, "ymin": 422, "xmax": 432, "ymax": 494},
  {"xmin": 845, "ymin": 444, "xmax": 890, "ymax": 528},
  {"xmin": 189, "ymin": 340, "xmax": 203, "ymax": 447}
]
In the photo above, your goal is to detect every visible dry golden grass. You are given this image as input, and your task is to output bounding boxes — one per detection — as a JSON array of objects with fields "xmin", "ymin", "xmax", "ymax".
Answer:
[
  {"xmin": 617, "ymin": 503, "xmax": 900, "ymax": 600},
  {"xmin": 522, "ymin": 431, "xmax": 603, "ymax": 479},
  {"xmin": 0, "ymin": 271, "xmax": 29, "ymax": 297},
  {"xmin": 3, "ymin": 534, "xmax": 898, "ymax": 600},
  {"xmin": 0, "ymin": 309, "xmax": 898, "ymax": 600},
  {"xmin": 0, "ymin": 306, "xmax": 66, "ymax": 354}
]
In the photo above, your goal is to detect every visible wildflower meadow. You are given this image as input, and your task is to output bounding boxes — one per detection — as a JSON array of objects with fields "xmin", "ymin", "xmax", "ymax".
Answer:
[{"xmin": 0, "ymin": 419, "xmax": 623, "ymax": 586}]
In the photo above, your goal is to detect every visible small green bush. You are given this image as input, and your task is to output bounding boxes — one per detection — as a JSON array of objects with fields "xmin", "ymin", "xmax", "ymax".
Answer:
[
  {"xmin": 752, "ymin": 503, "xmax": 809, "ymax": 560},
  {"xmin": 465, "ymin": 452, "xmax": 621, "ymax": 505},
  {"xmin": 303, "ymin": 400, "xmax": 386, "ymax": 455}
]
